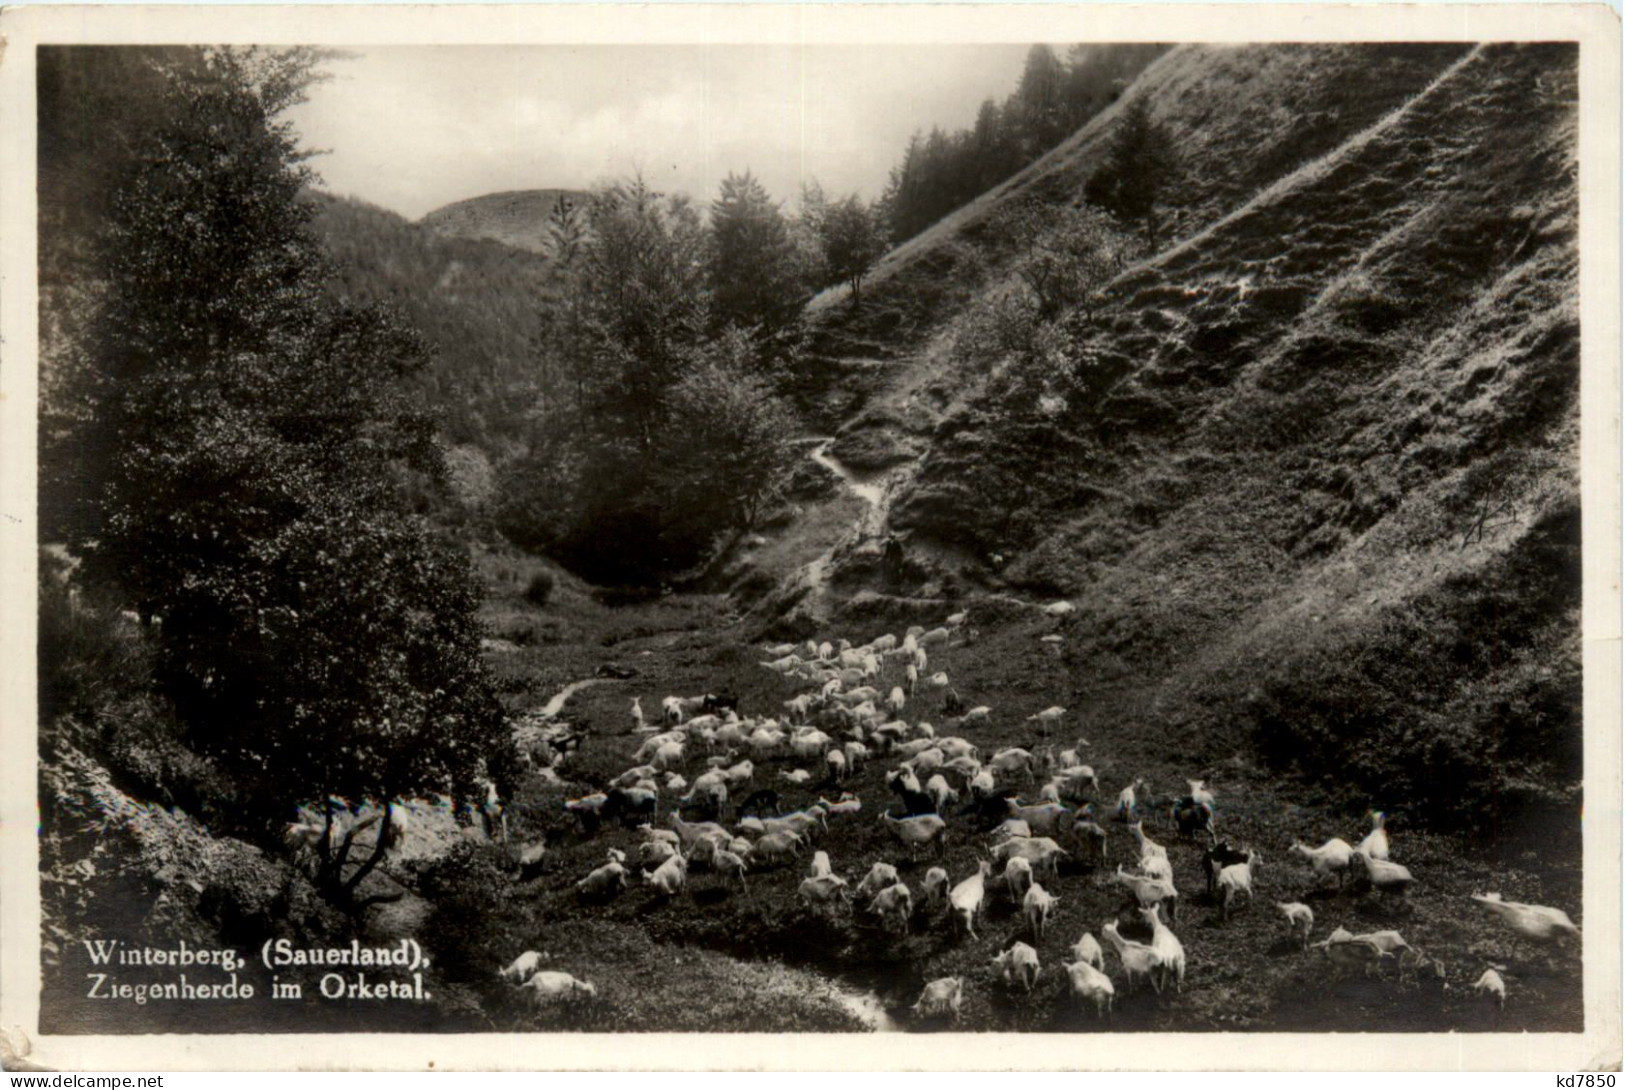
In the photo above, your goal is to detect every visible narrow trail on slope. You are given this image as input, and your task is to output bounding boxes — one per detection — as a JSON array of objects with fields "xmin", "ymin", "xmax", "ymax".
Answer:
[
  {"xmin": 807, "ymin": 437, "xmax": 888, "ymax": 509},
  {"xmin": 537, "ymin": 676, "xmax": 609, "ymax": 718},
  {"xmin": 787, "ymin": 437, "xmax": 1072, "ymax": 625},
  {"xmin": 790, "ymin": 437, "xmax": 900, "ymax": 619}
]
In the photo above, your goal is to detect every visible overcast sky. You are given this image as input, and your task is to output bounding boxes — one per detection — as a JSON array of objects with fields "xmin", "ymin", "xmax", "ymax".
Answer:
[{"xmin": 288, "ymin": 45, "xmax": 1033, "ymax": 221}]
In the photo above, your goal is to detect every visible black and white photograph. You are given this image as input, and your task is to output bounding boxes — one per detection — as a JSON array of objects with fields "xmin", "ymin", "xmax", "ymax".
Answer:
[{"xmin": 2, "ymin": 2, "xmax": 1619, "ymax": 1071}]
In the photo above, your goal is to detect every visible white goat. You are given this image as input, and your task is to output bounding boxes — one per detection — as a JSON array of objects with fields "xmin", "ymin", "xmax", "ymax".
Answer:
[
  {"xmin": 1358, "ymin": 810, "xmax": 1390, "ymax": 861},
  {"xmin": 1003, "ymin": 856, "xmax": 1034, "ymax": 901},
  {"xmin": 1068, "ymin": 933, "xmax": 1105, "ymax": 972},
  {"xmin": 1275, "ymin": 902, "xmax": 1314, "ymax": 949},
  {"xmin": 643, "ymin": 853, "xmax": 688, "ymax": 897},
  {"xmin": 1025, "ymin": 706, "xmax": 1067, "ymax": 735},
  {"xmin": 912, "ymin": 977, "xmax": 964, "ymax": 1023},
  {"xmin": 870, "ymin": 882, "xmax": 914, "ymax": 933},
  {"xmin": 855, "ymin": 861, "xmax": 901, "ymax": 903},
  {"xmin": 991, "ymin": 942, "xmax": 1041, "ymax": 993},
  {"xmin": 1067, "ymin": 960, "xmax": 1115, "ymax": 1019},
  {"xmin": 1114, "ymin": 777, "xmax": 1146, "ymax": 822},
  {"xmin": 1217, "ymin": 850, "xmax": 1260, "ymax": 920},
  {"xmin": 1472, "ymin": 967, "xmax": 1507, "ymax": 1010},
  {"xmin": 499, "ymin": 950, "xmax": 544, "ymax": 984},
  {"xmin": 1291, "ymin": 837, "xmax": 1356, "ymax": 887},
  {"xmin": 576, "ymin": 861, "xmax": 629, "ymax": 899},
  {"xmin": 521, "ymin": 971, "xmax": 596, "ymax": 1004},
  {"xmin": 949, "ymin": 862, "xmax": 992, "ymax": 938},
  {"xmin": 881, "ymin": 812, "xmax": 948, "ymax": 859},
  {"xmin": 925, "ymin": 773, "xmax": 957, "ymax": 813},
  {"xmin": 798, "ymin": 875, "xmax": 852, "ymax": 917},
  {"xmin": 1102, "ymin": 921, "xmax": 1158, "ymax": 994},
  {"xmin": 988, "ymin": 748, "xmax": 1040, "ymax": 783},
  {"xmin": 1024, "ymin": 882, "xmax": 1059, "ymax": 940},
  {"xmin": 1141, "ymin": 904, "xmax": 1185, "ymax": 993}
]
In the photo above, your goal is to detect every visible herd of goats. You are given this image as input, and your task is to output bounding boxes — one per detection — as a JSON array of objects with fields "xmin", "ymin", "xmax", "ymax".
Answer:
[{"xmin": 476, "ymin": 609, "xmax": 1580, "ymax": 1026}]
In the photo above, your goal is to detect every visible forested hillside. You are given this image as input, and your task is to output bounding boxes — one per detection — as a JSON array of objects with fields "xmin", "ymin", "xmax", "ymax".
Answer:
[
  {"xmin": 307, "ymin": 193, "xmax": 558, "ymax": 473},
  {"xmin": 881, "ymin": 43, "xmax": 1170, "ymax": 243},
  {"xmin": 419, "ymin": 187, "xmax": 589, "ymax": 253}
]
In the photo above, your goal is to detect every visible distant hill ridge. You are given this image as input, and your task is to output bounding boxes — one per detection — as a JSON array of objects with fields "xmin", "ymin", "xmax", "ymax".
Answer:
[{"xmin": 418, "ymin": 188, "xmax": 589, "ymax": 254}]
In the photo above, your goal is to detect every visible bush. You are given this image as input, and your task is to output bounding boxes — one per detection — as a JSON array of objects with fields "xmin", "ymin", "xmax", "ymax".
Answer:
[
  {"xmin": 38, "ymin": 558, "xmax": 150, "ymax": 727},
  {"xmin": 523, "ymin": 570, "xmax": 555, "ymax": 608}
]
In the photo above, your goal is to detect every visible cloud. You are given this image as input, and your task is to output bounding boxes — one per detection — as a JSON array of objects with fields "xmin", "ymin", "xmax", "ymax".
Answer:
[{"xmin": 289, "ymin": 44, "xmax": 1030, "ymax": 219}]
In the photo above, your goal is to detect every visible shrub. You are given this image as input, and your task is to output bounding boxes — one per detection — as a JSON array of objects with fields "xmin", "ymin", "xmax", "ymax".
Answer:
[
  {"xmin": 524, "ymin": 570, "xmax": 555, "ymax": 608},
  {"xmin": 38, "ymin": 556, "xmax": 150, "ymax": 727}
]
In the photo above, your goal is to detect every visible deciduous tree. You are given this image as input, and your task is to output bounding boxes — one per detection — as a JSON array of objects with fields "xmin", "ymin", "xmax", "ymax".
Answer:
[{"xmin": 49, "ymin": 47, "xmax": 505, "ymax": 901}]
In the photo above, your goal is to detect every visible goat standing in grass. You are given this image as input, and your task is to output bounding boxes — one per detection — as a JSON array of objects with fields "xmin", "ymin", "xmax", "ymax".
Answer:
[
  {"xmin": 912, "ymin": 977, "xmax": 964, "ymax": 1023},
  {"xmin": 1275, "ymin": 902, "xmax": 1314, "ymax": 949},
  {"xmin": 1217, "ymin": 849, "xmax": 1261, "ymax": 921},
  {"xmin": 1102, "ymin": 921, "xmax": 1158, "ymax": 995},
  {"xmin": 1067, "ymin": 960, "xmax": 1115, "ymax": 1019},
  {"xmin": 949, "ymin": 862, "xmax": 992, "ymax": 939},
  {"xmin": 992, "ymin": 942, "xmax": 1041, "ymax": 994},
  {"xmin": 1141, "ymin": 903, "xmax": 1186, "ymax": 993},
  {"xmin": 1024, "ymin": 882, "xmax": 1059, "ymax": 940}
]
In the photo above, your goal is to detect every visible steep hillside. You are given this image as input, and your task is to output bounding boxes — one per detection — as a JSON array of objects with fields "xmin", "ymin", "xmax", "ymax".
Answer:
[
  {"xmin": 757, "ymin": 42, "xmax": 1580, "ymax": 825},
  {"xmin": 419, "ymin": 188, "xmax": 588, "ymax": 253},
  {"xmin": 308, "ymin": 193, "xmax": 563, "ymax": 469}
]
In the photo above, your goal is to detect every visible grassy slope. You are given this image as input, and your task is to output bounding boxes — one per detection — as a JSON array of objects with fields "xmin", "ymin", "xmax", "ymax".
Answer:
[
  {"xmin": 898, "ymin": 43, "xmax": 1579, "ymax": 815},
  {"xmin": 760, "ymin": 44, "xmax": 1582, "ymax": 822},
  {"xmin": 792, "ymin": 44, "xmax": 1476, "ymax": 430}
]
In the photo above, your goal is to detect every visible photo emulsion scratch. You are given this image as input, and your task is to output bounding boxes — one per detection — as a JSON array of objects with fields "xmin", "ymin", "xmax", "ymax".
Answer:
[{"xmin": 5, "ymin": 6, "xmax": 1619, "ymax": 1071}]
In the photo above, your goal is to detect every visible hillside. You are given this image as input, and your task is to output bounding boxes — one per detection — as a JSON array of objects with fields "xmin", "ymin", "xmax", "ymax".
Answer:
[
  {"xmin": 419, "ymin": 188, "xmax": 588, "ymax": 253},
  {"xmin": 308, "ymin": 193, "xmax": 564, "ymax": 481},
  {"xmin": 743, "ymin": 42, "xmax": 1580, "ymax": 825}
]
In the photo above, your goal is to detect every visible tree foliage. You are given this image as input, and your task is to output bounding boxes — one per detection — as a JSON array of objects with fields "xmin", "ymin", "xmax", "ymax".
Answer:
[
  {"xmin": 497, "ymin": 177, "xmax": 798, "ymax": 584},
  {"xmin": 652, "ymin": 329, "xmax": 795, "ymax": 534},
  {"xmin": 576, "ymin": 177, "xmax": 710, "ymax": 452},
  {"xmin": 707, "ymin": 170, "xmax": 806, "ymax": 338},
  {"xmin": 998, "ymin": 199, "xmax": 1145, "ymax": 320},
  {"xmin": 41, "ymin": 47, "xmax": 506, "ymax": 900},
  {"xmin": 1085, "ymin": 96, "xmax": 1180, "ymax": 246},
  {"xmin": 817, "ymin": 194, "xmax": 889, "ymax": 305}
]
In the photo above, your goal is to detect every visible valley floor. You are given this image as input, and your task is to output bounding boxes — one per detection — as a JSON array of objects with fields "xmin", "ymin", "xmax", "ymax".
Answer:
[{"xmin": 461, "ymin": 554, "xmax": 1583, "ymax": 1034}]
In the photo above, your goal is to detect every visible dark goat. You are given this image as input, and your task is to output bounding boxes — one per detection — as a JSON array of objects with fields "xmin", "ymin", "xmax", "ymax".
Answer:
[
  {"xmin": 962, "ymin": 791, "xmax": 1021, "ymax": 831},
  {"xmin": 736, "ymin": 788, "xmax": 782, "ymax": 820},
  {"xmin": 1172, "ymin": 797, "xmax": 1215, "ymax": 841},
  {"xmin": 1071, "ymin": 819, "xmax": 1109, "ymax": 868},
  {"xmin": 888, "ymin": 776, "xmax": 938, "ymax": 818},
  {"xmin": 703, "ymin": 690, "xmax": 740, "ymax": 716},
  {"xmin": 1202, "ymin": 840, "xmax": 1251, "ymax": 897},
  {"xmin": 601, "ymin": 787, "xmax": 657, "ymax": 828}
]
